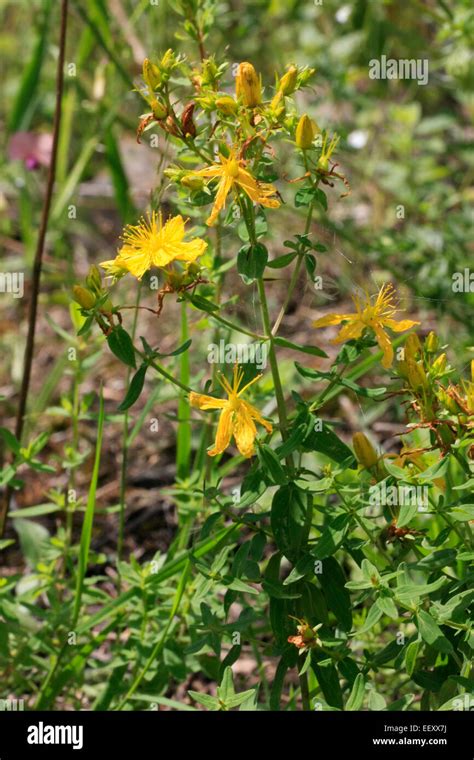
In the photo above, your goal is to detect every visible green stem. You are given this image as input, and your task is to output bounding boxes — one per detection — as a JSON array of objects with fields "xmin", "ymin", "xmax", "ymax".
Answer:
[
  {"xmin": 116, "ymin": 561, "xmax": 191, "ymax": 709},
  {"xmin": 117, "ymin": 285, "xmax": 142, "ymax": 579},
  {"xmin": 299, "ymin": 671, "xmax": 311, "ymax": 711},
  {"xmin": 272, "ymin": 193, "xmax": 317, "ymax": 336}
]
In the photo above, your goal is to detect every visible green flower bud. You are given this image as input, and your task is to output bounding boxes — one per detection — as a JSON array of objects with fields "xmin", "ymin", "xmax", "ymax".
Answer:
[
  {"xmin": 73, "ymin": 285, "xmax": 96, "ymax": 310},
  {"xmin": 215, "ymin": 96, "xmax": 238, "ymax": 115},
  {"xmin": 425, "ymin": 331, "xmax": 439, "ymax": 353},
  {"xmin": 86, "ymin": 265, "xmax": 102, "ymax": 293},
  {"xmin": 181, "ymin": 174, "xmax": 204, "ymax": 191},
  {"xmin": 143, "ymin": 58, "xmax": 162, "ymax": 91}
]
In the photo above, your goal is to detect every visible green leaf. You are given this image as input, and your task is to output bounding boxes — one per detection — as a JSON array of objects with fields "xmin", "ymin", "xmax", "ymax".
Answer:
[
  {"xmin": 404, "ymin": 640, "xmax": 420, "ymax": 677},
  {"xmin": 13, "ymin": 519, "xmax": 50, "ymax": 568},
  {"xmin": 267, "ymin": 252, "xmax": 298, "ymax": 269},
  {"xmin": 118, "ymin": 364, "xmax": 147, "ymax": 412},
  {"xmin": 188, "ymin": 294, "xmax": 219, "ymax": 313},
  {"xmin": 271, "ymin": 484, "xmax": 307, "ymax": 558},
  {"xmin": 295, "ymin": 187, "xmax": 328, "ymax": 210},
  {"xmin": 257, "ymin": 444, "xmax": 287, "ymax": 485},
  {"xmin": 274, "ymin": 336, "xmax": 328, "ymax": 358},
  {"xmin": 312, "ymin": 658, "xmax": 343, "ymax": 709},
  {"xmin": 312, "ymin": 514, "xmax": 351, "ymax": 560},
  {"xmin": 357, "ymin": 604, "xmax": 383, "ymax": 635},
  {"xmin": 261, "ymin": 579, "xmax": 302, "ymax": 599},
  {"xmin": 416, "ymin": 610, "xmax": 454, "ymax": 655},
  {"xmin": 320, "ymin": 557, "xmax": 352, "ymax": 632},
  {"xmin": 158, "ymin": 338, "xmax": 192, "ymax": 357},
  {"xmin": 188, "ymin": 691, "xmax": 220, "ymax": 710},
  {"xmin": 72, "ymin": 390, "xmax": 105, "ymax": 626},
  {"xmin": 227, "ymin": 578, "xmax": 259, "ymax": 595},
  {"xmin": 346, "ymin": 673, "xmax": 365, "ymax": 711},
  {"xmin": 368, "ymin": 690, "xmax": 387, "ymax": 710},
  {"xmin": 397, "ymin": 501, "xmax": 420, "ymax": 528},
  {"xmin": 376, "ymin": 595, "xmax": 398, "ymax": 619},
  {"xmin": 8, "ymin": 0, "xmax": 53, "ymax": 133},
  {"xmin": 107, "ymin": 327, "xmax": 136, "ymax": 368},
  {"xmin": 0, "ymin": 427, "xmax": 21, "ymax": 455},
  {"xmin": 105, "ymin": 127, "xmax": 134, "ymax": 223},
  {"xmin": 299, "ymin": 651, "xmax": 312, "ymax": 676},
  {"xmin": 451, "ymin": 504, "xmax": 474, "ymax": 521},
  {"xmin": 302, "ymin": 416, "xmax": 356, "ymax": 466},
  {"xmin": 237, "ymin": 243, "xmax": 268, "ymax": 281},
  {"xmin": 10, "ymin": 503, "xmax": 61, "ymax": 519},
  {"xmin": 396, "ymin": 576, "xmax": 446, "ymax": 604},
  {"xmin": 283, "ymin": 554, "xmax": 315, "ymax": 585}
]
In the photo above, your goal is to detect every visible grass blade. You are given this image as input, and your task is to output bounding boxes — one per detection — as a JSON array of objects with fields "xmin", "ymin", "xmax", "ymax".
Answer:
[{"xmin": 72, "ymin": 388, "xmax": 105, "ymax": 626}]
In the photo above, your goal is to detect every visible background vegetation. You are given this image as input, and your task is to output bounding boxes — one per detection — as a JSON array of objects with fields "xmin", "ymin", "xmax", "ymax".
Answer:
[{"xmin": 0, "ymin": 0, "xmax": 473, "ymax": 711}]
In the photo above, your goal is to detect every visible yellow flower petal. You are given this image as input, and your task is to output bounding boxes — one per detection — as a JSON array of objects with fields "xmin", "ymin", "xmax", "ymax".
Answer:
[
  {"xmin": 332, "ymin": 319, "xmax": 365, "ymax": 343},
  {"xmin": 373, "ymin": 324, "xmax": 394, "ymax": 368},
  {"xmin": 242, "ymin": 400, "xmax": 273, "ymax": 434},
  {"xmin": 208, "ymin": 406, "xmax": 233, "ymax": 456},
  {"xmin": 189, "ymin": 392, "xmax": 227, "ymax": 411},
  {"xmin": 233, "ymin": 402, "xmax": 258, "ymax": 458},
  {"xmin": 313, "ymin": 313, "xmax": 353, "ymax": 328},
  {"xmin": 206, "ymin": 175, "xmax": 233, "ymax": 226},
  {"xmin": 384, "ymin": 318, "xmax": 420, "ymax": 332}
]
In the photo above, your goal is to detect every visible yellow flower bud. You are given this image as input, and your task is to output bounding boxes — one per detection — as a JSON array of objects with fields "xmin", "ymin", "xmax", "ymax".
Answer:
[
  {"xmin": 437, "ymin": 388, "xmax": 460, "ymax": 415},
  {"xmin": 431, "ymin": 353, "xmax": 447, "ymax": 375},
  {"xmin": 150, "ymin": 98, "xmax": 167, "ymax": 119},
  {"xmin": 160, "ymin": 49, "xmax": 174, "ymax": 70},
  {"xmin": 352, "ymin": 432, "xmax": 378, "ymax": 469},
  {"xmin": 279, "ymin": 65, "xmax": 298, "ymax": 96},
  {"xmin": 143, "ymin": 58, "xmax": 161, "ymax": 91},
  {"xmin": 405, "ymin": 333, "xmax": 422, "ymax": 361},
  {"xmin": 235, "ymin": 62, "xmax": 261, "ymax": 107},
  {"xmin": 215, "ymin": 96, "xmax": 238, "ymax": 115},
  {"xmin": 407, "ymin": 359, "xmax": 427, "ymax": 391},
  {"xmin": 181, "ymin": 174, "xmax": 204, "ymax": 191},
  {"xmin": 425, "ymin": 331, "xmax": 439, "ymax": 353},
  {"xmin": 73, "ymin": 285, "xmax": 96, "ymax": 310},
  {"xmin": 397, "ymin": 359, "xmax": 409, "ymax": 380},
  {"xmin": 295, "ymin": 114, "xmax": 317, "ymax": 150}
]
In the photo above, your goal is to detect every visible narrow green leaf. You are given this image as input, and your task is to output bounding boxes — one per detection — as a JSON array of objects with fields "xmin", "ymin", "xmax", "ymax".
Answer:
[{"xmin": 118, "ymin": 364, "xmax": 147, "ymax": 412}]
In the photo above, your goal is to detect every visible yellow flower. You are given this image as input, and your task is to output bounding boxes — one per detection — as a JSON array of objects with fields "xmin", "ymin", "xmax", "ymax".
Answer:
[
  {"xmin": 313, "ymin": 284, "xmax": 419, "ymax": 369},
  {"xmin": 190, "ymin": 150, "xmax": 280, "ymax": 226},
  {"xmin": 100, "ymin": 212, "xmax": 207, "ymax": 280},
  {"xmin": 190, "ymin": 364, "xmax": 273, "ymax": 458}
]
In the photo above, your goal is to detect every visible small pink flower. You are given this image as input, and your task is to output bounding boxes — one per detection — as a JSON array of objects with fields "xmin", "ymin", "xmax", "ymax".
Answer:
[{"xmin": 8, "ymin": 132, "xmax": 53, "ymax": 170}]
